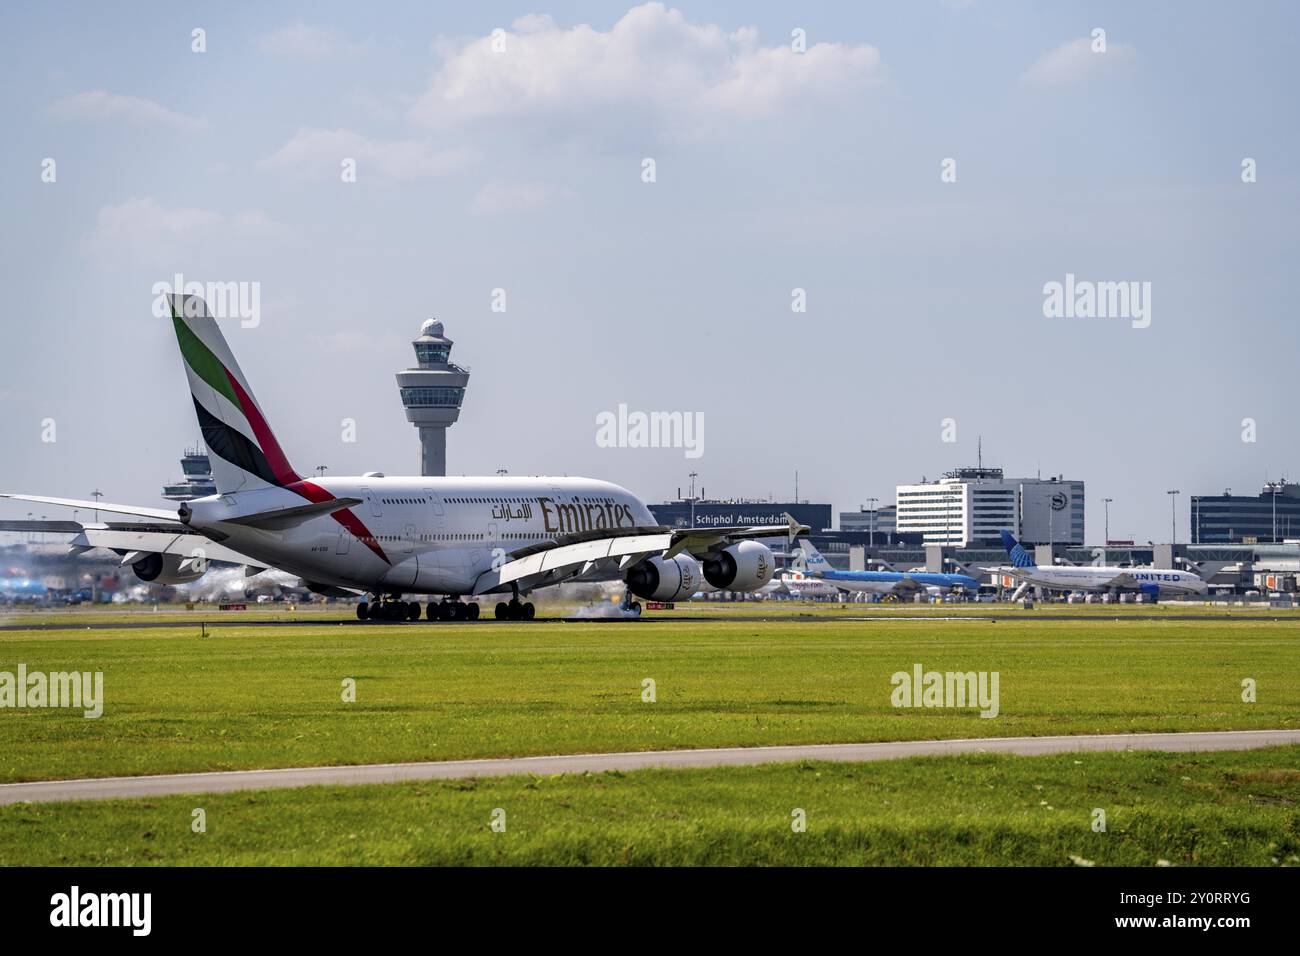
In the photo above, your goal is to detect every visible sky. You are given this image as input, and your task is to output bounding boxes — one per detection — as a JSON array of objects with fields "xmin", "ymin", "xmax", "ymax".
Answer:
[{"xmin": 1, "ymin": 0, "xmax": 1297, "ymax": 543}]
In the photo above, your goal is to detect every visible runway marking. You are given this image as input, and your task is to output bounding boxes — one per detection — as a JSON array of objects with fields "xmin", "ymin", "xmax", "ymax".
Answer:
[{"xmin": 1, "ymin": 729, "xmax": 1297, "ymax": 806}]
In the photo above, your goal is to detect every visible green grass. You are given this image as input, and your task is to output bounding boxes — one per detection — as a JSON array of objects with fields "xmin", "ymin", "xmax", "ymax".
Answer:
[
  {"xmin": 4, "ymin": 598, "xmax": 1299, "ymax": 628},
  {"xmin": 0, "ymin": 617, "xmax": 1296, "ymax": 783},
  {"xmin": 2, "ymin": 748, "xmax": 1298, "ymax": 865}
]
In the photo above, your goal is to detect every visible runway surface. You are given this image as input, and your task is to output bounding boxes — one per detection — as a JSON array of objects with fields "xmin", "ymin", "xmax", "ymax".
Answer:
[
  {"xmin": 2, "ymin": 729, "xmax": 1296, "ymax": 806},
  {"xmin": 3, "ymin": 613, "xmax": 1298, "ymax": 631}
]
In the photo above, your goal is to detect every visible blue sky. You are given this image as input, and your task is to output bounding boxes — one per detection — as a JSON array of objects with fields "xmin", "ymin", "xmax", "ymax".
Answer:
[{"xmin": 1, "ymin": 1, "xmax": 1297, "ymax": 542}]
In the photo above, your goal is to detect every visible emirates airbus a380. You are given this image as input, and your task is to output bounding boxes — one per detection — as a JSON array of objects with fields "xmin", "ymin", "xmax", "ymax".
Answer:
[{"xmin": 3, "ymin": 296, "xmax": 804, "ymax": 621}]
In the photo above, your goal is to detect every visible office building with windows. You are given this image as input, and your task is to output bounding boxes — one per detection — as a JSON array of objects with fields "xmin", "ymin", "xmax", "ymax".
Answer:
[{"xmin": 895, "ymin": 466, "xmax": 1083, "ymax": 547}]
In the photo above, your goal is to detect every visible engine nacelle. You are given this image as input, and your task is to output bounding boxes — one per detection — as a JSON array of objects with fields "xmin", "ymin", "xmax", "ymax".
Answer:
[
  {"xmin": 132, "ymin": 552, "xmax": 207, "ymax": 585},
  {"xmin": 701, "ymin": 540, "xmax": 774, "ymax": 592},
  {"xmin": 625, "ymin": 554, "xmax": 700, "ymax": 601}
]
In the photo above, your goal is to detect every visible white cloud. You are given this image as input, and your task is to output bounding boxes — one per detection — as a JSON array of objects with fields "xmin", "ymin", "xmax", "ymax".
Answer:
[
  {"xmin": 1023, "ymin": 37, "xmax": 1137, "ymax": 87},
  {"xmin": 258, "ymin": 22, "xmax": 365, "ymax": 58},
  {"xmin": 83, "ymin": 198, "xmax": 285, "ymax": 260},
  {"xmin": 469, "ymin": 181, "xmax": 562, "ymax": 216},
  {"xmin": 410, "ymin": 3, "xmax": 885, "ymax": 129},
  {"xmin": 49, "ymin": 91, "xmax": 205, "ymax": 130},
  {"xmin": 261, "ymin": 128, "xmax": 469, "ymax": 181}
]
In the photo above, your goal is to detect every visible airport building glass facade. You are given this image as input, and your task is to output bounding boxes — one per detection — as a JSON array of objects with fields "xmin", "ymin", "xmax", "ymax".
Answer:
[{"xmin": 1192, "ymin": 482, "xmax": 1300, "ymax": 543}]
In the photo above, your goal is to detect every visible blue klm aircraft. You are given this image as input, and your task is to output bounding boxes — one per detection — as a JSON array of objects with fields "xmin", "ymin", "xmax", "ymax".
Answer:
[{"xmin": 794, "ymin": 539, "xmax": 981, "ymax": 597}]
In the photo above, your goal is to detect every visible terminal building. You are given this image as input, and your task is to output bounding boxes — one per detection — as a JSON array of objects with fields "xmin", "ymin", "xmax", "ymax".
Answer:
[
  {"xmin": 1191, "ymin": 481, "xmax": 1300, "ymax": 543},
  {"xmin": 647, "ymin": 497, "xmax": 831, "ymax": 537},
  {"xmin": 895, "ymin": 466, "xmax": 1084, "ymax": 547},
  {"xmin": 839, "ymin": 504, "xmax": 897, "ymax": 539}
]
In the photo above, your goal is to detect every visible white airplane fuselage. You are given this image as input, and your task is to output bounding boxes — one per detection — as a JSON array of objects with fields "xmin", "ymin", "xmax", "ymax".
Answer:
[
  {"xmin": 996, "ymin": 564, "xmax": 1207, "ymax": 596},
  {"xmin": 777, "ymin": 572, "xmax": 842, "ymax": 599},
  {"xmin": 183, "ymin": 475, "xmax": 658, "ymax": 596}
]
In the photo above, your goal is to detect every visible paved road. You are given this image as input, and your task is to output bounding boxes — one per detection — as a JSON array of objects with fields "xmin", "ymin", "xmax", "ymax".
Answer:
[
  {"xmin": 2, "ymin": 729, "xmax": 1297, "ymax": 806},
  {"xmin": 4, "ymin": 613, "xmax": 1299, "ymax": 631}
]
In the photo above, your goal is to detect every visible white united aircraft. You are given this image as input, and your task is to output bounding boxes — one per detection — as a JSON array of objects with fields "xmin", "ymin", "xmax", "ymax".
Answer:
[
  {"xmin": 2, "ymin": 295, "xmax": 805, "ymax": 621},
  {"xmin": 991, "ymin": 531, "xmax": 1208, "ymax": 599}
]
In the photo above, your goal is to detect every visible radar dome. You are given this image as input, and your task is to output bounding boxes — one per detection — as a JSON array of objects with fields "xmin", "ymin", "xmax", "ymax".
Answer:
[{"xmin": 420, "ymin": 318, "xmax": 444, "ymax": 337}]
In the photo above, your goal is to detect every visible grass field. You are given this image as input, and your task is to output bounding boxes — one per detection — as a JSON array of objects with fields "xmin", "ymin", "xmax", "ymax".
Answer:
[
  {"xmin": 2, "ymin": 748, "xmax": 1297, "ymax": 865},
  {"xmin": 1, "ymin": 612, "xmax": 1298, "ymax": 865},
  {"xmin": 4, "ymin": 598, "xmax": 1299, "ymax": 629},
  {"xmin": 0, "ymin": 614, "xmax": 1296, "ymax": 783}
]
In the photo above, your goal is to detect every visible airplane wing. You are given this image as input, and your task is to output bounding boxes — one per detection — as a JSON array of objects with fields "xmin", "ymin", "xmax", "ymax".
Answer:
[
  {"xmin": 68, "ymin": 525, "xmax": 265, "ymax": 569},
  {"xmin": 984, "ymin": 565, "xmax": 1031, "ymax": 583},
  {"xmin": 0, "ymin": 493, "xmax": 179, "ymax": 522},
  {"xmin": 663, "ymin": 513, "xmax": 807, "ymax": 558},
  {"xmin": 472, "ymin": 532, "xmax": 673, "ymax": 595},
  {"xmin": 472, "ymin": 513, "xmax": 811, "ymax": 596},
  {"xmin": 1105, "ymin": 572, "xmax": 1143, "ymax": 589}
]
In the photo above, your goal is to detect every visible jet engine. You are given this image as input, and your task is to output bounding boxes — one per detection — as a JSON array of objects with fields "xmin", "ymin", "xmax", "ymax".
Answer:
[
  {"xmin": 701, "ymin": 540, "xmax": 774, "ymax": 592},
  {"xmin": 131, "ymin": 552, "xmax": 207, "ymax": 585},
  {"xmin": 625, "ymin": 554, "xmax": 700, "ymax": 601}
]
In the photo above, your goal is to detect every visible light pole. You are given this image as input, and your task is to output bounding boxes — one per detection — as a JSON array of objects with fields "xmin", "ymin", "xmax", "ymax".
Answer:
[
  {"xmin": 688, "ymin": 471, "xmax": 698, "ymax": 529},
  {"xmin": 1103, "ymin": 497, "xmax": 1113, "ymax": 563},
  {"xmin": 1271, "ymin": 482, "xmax": 1279, "ymax": 543},
  {"xmin": 866, "ymin": 497, "xmax": 878, "ymax": 548},
  {"xmin": 91, "ymin": 489, "xmax": 103, "ymax": 522},
  {"xmin": 1167, "ymin": 489, "xmax": 1180, "ymax": 546}
]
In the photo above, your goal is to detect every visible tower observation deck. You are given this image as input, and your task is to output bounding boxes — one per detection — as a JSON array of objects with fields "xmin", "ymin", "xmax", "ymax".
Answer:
[{"xmin": 396, "ymin": 319, "xmax": 470, "ymax": 477}]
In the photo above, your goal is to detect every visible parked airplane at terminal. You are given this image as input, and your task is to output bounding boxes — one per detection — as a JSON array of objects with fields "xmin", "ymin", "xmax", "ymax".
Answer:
[
  {"xmin": 2, "ymin": 295, "xmax": 807, "ymax": 622},
  {"xmin": 795, "ymin": 539, "xmax": 981, "ymax": 597},
  {"xmin": 769, "ymin": 564, "xmax": 842, "ymax": 599},
  {"xmin": 0, "ymin": 576, "xmax": 48, "ymax": 603},
  {"xmin": 991, "ymin": 531, "xmax": 1208, "ymax": 599}
]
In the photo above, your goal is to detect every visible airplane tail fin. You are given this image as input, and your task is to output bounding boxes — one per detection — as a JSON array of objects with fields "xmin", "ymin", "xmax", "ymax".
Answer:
[
  {"xmin": 795, "ymin": 537, "xmax": 833, "ymax": 574},
  {"xmin": 167, "ymin": 294, "xmax": 302, "ymax": 496},
  {"xmin": 1000, "ymin": 530, "xmax": 1037, "ymax": 568}
]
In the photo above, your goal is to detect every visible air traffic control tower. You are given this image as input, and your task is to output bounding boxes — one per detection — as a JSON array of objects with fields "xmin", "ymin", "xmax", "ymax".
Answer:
[{"xmin": 396, "ymin": 318, "xmax": 470, "ymax": 476}]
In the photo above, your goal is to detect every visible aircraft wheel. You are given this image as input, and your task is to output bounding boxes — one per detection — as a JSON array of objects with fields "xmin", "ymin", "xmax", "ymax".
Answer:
[
  {"xmin": 495, "ymin": 602, "xmax": 508, "ymax": 620},
  {"xmin": 407, "ymin": 602, "xmax": 421, "ymax": 621},
  {"xmin": 426, "ymin": 602, "xmax": 439, "ymax": 622},
  {"xmin": 631, "ymin": 601, "xmax": 641, "ymax": 617},
  {"xmin": 451, "ymin": 602, "xmax": 467, "ymax": 621},
  {"xmin": 522, "ymin": 601, "xmax": 535, "ymax": 620},
  {"xmin": 467, "ymin": 602, "xmax": 480, "ymax": 621},
  {"xmin": 356, "ymin": 602, "xmax": 369, "ymax": 621}
]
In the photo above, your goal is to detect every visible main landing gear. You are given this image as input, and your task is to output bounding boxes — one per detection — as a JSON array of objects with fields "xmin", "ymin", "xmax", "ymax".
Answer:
[
  {"xmin": 426, "ymin": 599, "xmax": 480, "ymax": 622},
  {"xmin": 356, "ymin": 595, "xmax": 479, "ymax": 622},
  {"xmin": 356, "ymin": 596, "xmax": 421, "ymax": 622},
  {"xmin": 494, "ymin": 598, "xmax": 535, "ymax": 620}
]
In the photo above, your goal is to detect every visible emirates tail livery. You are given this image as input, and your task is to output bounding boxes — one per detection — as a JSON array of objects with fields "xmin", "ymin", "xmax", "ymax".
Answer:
[{"xmin": 3, "ymin": 295, "xmax": 806, "ymax": 621}]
